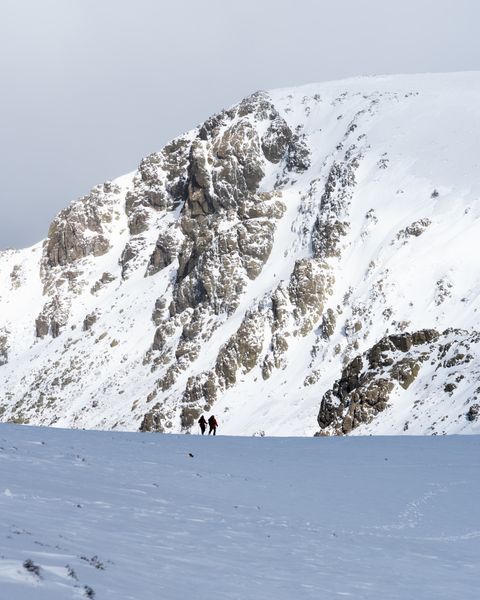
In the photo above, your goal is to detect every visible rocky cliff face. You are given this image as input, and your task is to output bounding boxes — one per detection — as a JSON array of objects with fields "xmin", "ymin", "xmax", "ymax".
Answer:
[{"xmin": 1, "ymin": 72, "xmax": 480, "ymax": 435}]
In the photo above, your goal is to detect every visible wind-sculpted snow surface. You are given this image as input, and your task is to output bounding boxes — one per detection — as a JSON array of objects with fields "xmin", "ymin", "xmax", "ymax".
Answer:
[
  {"xmin": 1, "ymin": 72, "xmax": 480, "ymax": 435},
  {"xmin": 0, "ymin": 426, "xmax": 479, "ymax": 599}
]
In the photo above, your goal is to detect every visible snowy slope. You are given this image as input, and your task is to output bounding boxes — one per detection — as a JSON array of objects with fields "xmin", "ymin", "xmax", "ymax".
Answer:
[
  {"xmin": 0, "ymin": 425, "xmax": 479, "ymax": 599},
  {"xmin": 1, "ymin": 72, "xmax": 480, "ymax": 435}
]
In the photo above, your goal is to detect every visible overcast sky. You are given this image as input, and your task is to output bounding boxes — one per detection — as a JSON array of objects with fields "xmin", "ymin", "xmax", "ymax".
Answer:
[{"xmin": 1, "ymin": 0, "xmax": 479, "ymax": 249}]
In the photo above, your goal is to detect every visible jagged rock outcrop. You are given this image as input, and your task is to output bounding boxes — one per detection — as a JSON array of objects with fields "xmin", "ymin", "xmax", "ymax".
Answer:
[
  {"xmin": 43, "ymin": 182, "xmax": 121, "ymax": 269},
  {"xmin": 35, "ymin": 296, "xmax": 71, "ymax": 339},
  {"xmin": 317, "ymin": 329, "xmax": 480, "ymax": 435},
  {"xmin": 170, "ymin": 94, "xmax": 292, "ymax": 319},
  {"xmin": 317, "ymin": 330, "xmax": 439, "ymax": 434}
]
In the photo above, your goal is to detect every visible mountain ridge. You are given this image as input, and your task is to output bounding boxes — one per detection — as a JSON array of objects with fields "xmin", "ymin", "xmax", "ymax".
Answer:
[{"xmin": 1, "ymin": 71, "xmax": 480, "ymax": 435}]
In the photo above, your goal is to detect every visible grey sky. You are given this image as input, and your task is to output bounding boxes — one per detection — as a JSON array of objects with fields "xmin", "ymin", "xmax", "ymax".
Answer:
[{"xmin": 1, "ymin": 0, "xmax": 479, "ymax": 249}]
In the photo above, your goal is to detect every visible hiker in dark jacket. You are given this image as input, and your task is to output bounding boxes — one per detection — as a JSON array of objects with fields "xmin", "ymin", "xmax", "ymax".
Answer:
[
  {"xmin": 198, "ymin": 415, "xmax": 207, "ymax": 435},
  {"xmin": 208, "ymin": 415, "xmax": 218, "ymax": 436}
]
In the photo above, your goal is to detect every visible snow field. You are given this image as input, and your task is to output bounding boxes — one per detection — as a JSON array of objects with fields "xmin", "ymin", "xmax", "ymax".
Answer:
[{"xmin": 0, "ymin": 425, "xmax": 479, "ymax": 598}]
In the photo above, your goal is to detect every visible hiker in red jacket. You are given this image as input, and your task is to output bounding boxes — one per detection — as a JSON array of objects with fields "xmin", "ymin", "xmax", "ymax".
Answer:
[
  {"xmin": 198, "ymin": 415, "xmax": 207, "ymax": 435},
  {"xmin": 208, "ymin": 415, "xmax": 218, "ymax": 436}
]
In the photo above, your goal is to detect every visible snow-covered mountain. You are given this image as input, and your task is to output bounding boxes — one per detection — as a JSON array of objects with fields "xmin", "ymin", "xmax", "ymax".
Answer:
[{"xmin": 1, "ymin": 71, "xmax": 480, "ymax": 436}]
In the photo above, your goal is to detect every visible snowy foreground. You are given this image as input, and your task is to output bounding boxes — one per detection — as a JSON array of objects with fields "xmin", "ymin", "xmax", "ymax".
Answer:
[{"xmin": 0, "ymin": 425, "xmax": 479, "ymax": 599}]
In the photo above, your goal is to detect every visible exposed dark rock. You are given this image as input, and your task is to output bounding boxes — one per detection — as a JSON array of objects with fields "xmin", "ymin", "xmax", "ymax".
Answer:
[
  {"xmin": 444, "ymin": 353, "xmax": 467, "ymax": 368},
  {"xmin": 410, "ymin": 329, "xmax": 439, "ymax": 346},
  {"xmin": 10, "ymin": 264, "xmax": 23, "ymax": 289},
  {"xmin": 152, "ymin": 298, "xmax": 168, "ymax": 326},
  {"xmin": 152, "ymin": 320, "xmax": 176, "ymax": 352},
  {"xmin": 83, "ymin": 313, "xmax": 97, "ymax": 331},
  {"xmin": 35, "ymin": 297, "xmax": 69, "ymax": 339},
  {"xmin": 288, "ymin": 259, "xmax": 333, "ymax": 335},
  {"xmin": 311, "ymin": 157, "xmax": 359, "ymax": 260},
  {"xmin": 119, "ymin": 242, "xmax": 139, "ymax": 279},
  {"xmin": 43, "ymin": 183, "xmax": 118, "ymax": 268},
  {"xmin": 0, "ymin": 331, "xmax": 8, "ymax": 366},
  {"xmin": 139, "ymin": 405, "xmax": 165, "ymax": 432},
  {"xmin": 261, "ymin": 115, "xmax": 292, "ymax": 163},
  {"xmin": 390, "ymin": 359, "xmax": 422, "ymax": 390},
  {"xmin": 321, "ymin": 308, "xmax": 337, "ymax": 339},
  {"xmin": 318, "ymin": 329, "xmax": 440, "ymax": 434},
  {"xmin": 180, "ymin": 405, "xmax": 202, "ymax": 429},
  {"xmin": 466, "ymin": 404, "xmax": 479, "ymax": 421},
  {"xmin": 172, "ymin": 217, "xmax": 277, "ymax": 316},
  {"xmin": 215, "ymin": 311, "xmax": 265, "ymax": 387},
  {"xmin": 35, "ymin": 316, "xmax": 49, "ymax": 338},
  {"xmin": 23, "ymin": 559, "xmax": 41, "ymax": 578},
  {"xmin": 146, "ymin": 228, "xmax": 179, "ymax": 276},
  {"xmin": 286, "ymin": 133, "xmax": 311, "ymax": 172},
  {"xmin": 395, "ymin": 218, "xmax": 431, "ymax": 242},
  {"xmin": 182, "ymin": 372, "xmax": 218, "ymax": 406},
  {"xmin": 91, "ymin": 272, "xmax": 116, "ymax": 295},
  {"xmin": 126, "ymin": 194, "xmax": 150, "ymax": 235}
]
